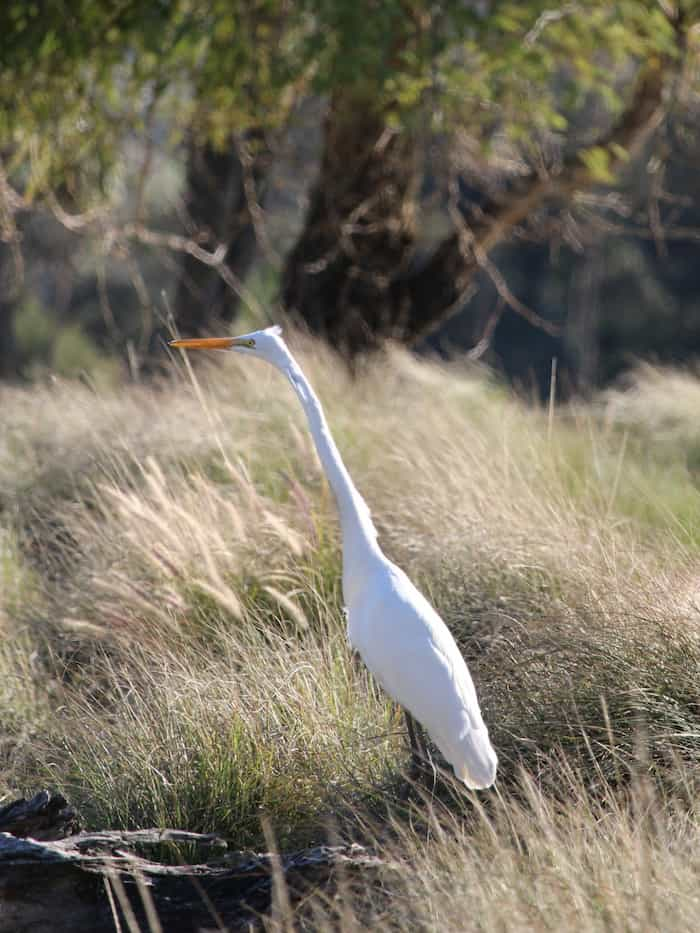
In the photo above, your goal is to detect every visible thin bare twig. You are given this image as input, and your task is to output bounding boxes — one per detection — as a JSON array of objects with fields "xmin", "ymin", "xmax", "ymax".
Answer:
[
  {"xmin": 576, "ymin": 206, "xmax": 700, "ymax": 243},
  {"xmin": 476, "ymin": 247, "xmax": 561, "ymax": 336},
  {"xmin": 447, "ymin": 172, "xmax": 560, "ymax": 338},
  {"xmin": 133, "ymin": 94, "xmax": 159, "ymax": 227},
  {"xmin": 236, "ymin": 132, "xmax": 279, "ymax": 267},
  {"xmin": 0, "ymin": 167, "xmax": 266, "ymax": 322},
  {"xmin": 524, "ymin": 3, "xmax": 580, "ymax": 47},
  {"xmin": 0, "ymin": 162, "xmax": 26, "ymax": 291},
  {"xmin": 49, "ymin": 194, "xmax": 266, "ymax": 320},
  {"xmin": 466, "ymin": 298, "xmax": 505, "ymax": 361}
]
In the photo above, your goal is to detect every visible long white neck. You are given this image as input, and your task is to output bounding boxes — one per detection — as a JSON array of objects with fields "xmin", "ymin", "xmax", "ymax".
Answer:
[{"xmin": 284, "ymin": 355, "xmax": 380, "ymax": 567}]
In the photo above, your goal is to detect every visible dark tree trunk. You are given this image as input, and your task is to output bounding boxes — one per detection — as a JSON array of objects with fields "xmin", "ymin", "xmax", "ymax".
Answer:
[
  {"xmin": 174, "ymin": 130, "xmax": 271, "ymax": 335},
  {"xmin": 282, "ymin": 63, "xmax": 669, "ymax": 361},
  {"xmin": 282, "ymin": 93, "xmax": 419, "ymax": 356},
  {"xmin": 0, "ymin": 242, "xmax": 21, "ymax": 380}
]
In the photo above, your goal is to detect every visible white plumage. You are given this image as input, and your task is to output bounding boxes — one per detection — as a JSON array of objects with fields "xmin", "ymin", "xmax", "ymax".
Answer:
[
  {"xmin": 170, "ymin": 326, "xmax": 497, "ymax": 789},
  {"xmin": 347, "ymin": 560, "xmax": 496, "ymax": 787}
]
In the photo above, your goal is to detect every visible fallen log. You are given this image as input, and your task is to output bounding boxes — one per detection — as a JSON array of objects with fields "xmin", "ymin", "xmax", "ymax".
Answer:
[
  {"xmin": 0, "ymin": 792, "xmax": 386, "ymax": 932},
  {"xmin": 0, "ymin": 790, "xmax": 79, "ymax": 840}
]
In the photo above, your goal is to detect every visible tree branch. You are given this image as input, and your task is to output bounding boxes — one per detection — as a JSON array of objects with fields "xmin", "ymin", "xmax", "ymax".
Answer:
[
  {"xmin": 402, "ymin": 56, "xmax": 670, "ymax": 346},
  {"xmin": 0, "ymin": 160, "xmax": 267, "ymax": 326},
  {"xmin": 0, "ymin": 790, "xmax": 387, "ymax": 933}
]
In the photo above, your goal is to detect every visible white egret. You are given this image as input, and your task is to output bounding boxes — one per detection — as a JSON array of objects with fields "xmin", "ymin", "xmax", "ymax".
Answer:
[{"xmin": 170, "ymin": 327, "xmax": 497, "ymax": 789}]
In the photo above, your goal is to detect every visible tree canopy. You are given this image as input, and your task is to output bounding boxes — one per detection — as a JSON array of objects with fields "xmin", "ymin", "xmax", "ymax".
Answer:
[
  {"xmin": 1, "ymin": 1, "xmax": 690, "ymax": 198},
  {"xmin": 1, "ymin": 1, "xmax": 699, "ymax": 379}
]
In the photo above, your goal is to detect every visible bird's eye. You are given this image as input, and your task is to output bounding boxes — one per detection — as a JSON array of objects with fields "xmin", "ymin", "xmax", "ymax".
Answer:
[{"xmin": 247, "ymin": 339, "xmax": 255, "ymax": 348}]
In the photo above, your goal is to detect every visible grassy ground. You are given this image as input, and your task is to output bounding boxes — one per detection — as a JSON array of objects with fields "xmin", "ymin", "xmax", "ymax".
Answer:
[{"xmin": 1, "ymin": 338, "xmax": 699, "ymax": 929}]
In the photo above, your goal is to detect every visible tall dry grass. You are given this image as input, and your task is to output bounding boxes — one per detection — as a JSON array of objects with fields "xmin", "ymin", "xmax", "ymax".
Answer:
[
  {"xmin": 1, "ymin": 339, "xmax": 699, "ymax": 927},
  {"xmin": 287, "ymin": 767, "xmax": 700, "ymax": 932}
]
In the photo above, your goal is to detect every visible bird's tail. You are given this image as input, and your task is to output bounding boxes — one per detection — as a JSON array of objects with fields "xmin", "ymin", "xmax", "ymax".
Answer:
[{"xmin": 449, "ymin": 726, "xmax": 498, "ymax": 790}]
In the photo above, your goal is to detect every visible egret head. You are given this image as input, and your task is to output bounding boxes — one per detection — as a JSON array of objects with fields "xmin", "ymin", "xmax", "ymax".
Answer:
[{"xmin": 169, "ymin": 325, "xmax": 291, "ymax": 370}]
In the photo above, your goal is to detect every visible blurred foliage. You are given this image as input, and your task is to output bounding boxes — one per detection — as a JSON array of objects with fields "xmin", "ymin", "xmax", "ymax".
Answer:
[
  {"xmin": 13, "ymin": 298, "xmax": 55, "ymax": 362},
  {"xmin": 0, "ymin": 1, "xmax": 688, "ymax": 204},
  {"xmin": 0, "ymin": 1, "xmax": 294, "ymax": 199},
  {"xmin": 51, "ymin": 325, "xmax": 121, "ymax": 386},
  {"xmin": 0, "ymin": 2, "xmax": 699, "ymax": 386},
  {"xmin": 13, "ymin": 295, "xmax": 120, "ymax": 386}
]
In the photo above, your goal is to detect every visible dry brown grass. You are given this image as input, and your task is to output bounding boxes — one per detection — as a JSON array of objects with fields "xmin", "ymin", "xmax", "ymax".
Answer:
[
  {"xmin": 1, "ymin": 340, "xmax": 699, "ymax": 928},
  {"xmin": 288, "ymin": 767, "xmax": 700, "ymax": 932}
]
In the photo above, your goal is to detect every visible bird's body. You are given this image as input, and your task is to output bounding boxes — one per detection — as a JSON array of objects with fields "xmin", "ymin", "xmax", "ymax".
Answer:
[
  {"xmin": 170, "ymin": 327, "xmax": 497, "ymax": 789},
  {"xmin": 346, "ymin": 555, "xmax": 496, "ymax": 787}
]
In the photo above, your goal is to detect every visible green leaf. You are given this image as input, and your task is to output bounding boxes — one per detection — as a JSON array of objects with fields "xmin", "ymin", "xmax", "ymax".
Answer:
[{"xmin": 580, "ymin": 145, "xmax": 615, "ymax": 183}]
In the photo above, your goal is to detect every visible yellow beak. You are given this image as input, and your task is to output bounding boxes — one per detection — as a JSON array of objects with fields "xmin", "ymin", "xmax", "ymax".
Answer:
[{"xmin": 169, "ymin": 337, "xmax": 236, "ymax": 350}]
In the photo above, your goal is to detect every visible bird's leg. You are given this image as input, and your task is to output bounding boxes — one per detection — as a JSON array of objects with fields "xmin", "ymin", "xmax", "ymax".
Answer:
[{"xmin": 404, "ymin": 710, "xmax": 428, "ymax": 776}]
